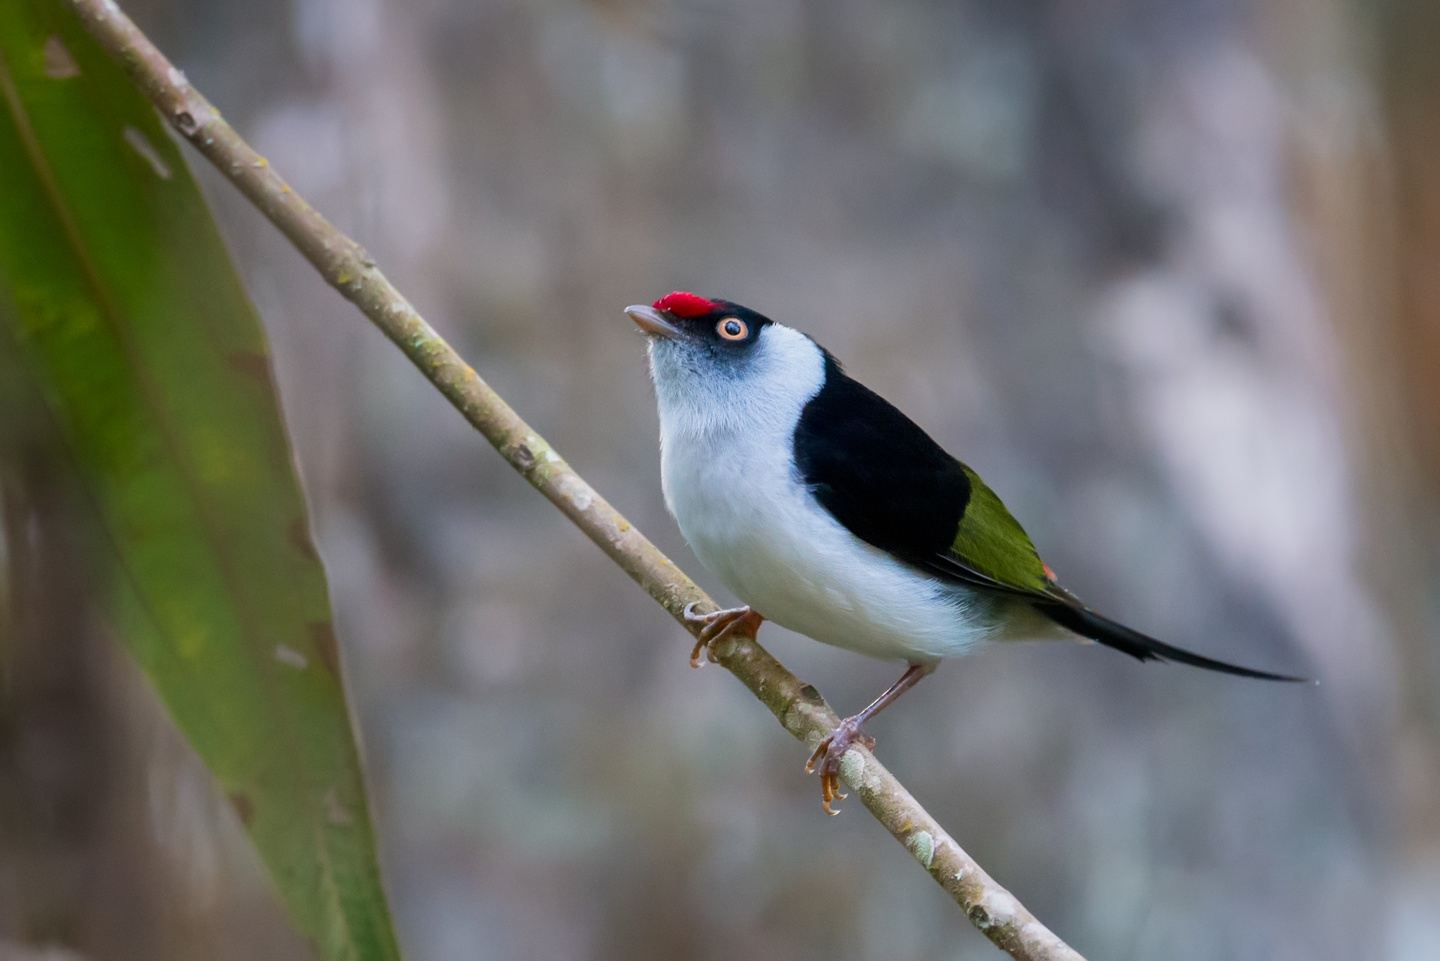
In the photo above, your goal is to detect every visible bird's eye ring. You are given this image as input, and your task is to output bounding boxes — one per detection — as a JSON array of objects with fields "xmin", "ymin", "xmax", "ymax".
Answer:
[{"xmin": 717, "ymin": 318, "xmax": 748, "ymax": 341}]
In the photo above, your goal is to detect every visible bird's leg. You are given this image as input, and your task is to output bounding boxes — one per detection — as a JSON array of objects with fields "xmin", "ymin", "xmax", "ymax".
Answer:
[
  {"xmin": 682, "ymin": 602, "xmax": 764, "ymax": 668},
  {"xmin": 805, "ymin": 662, "xmax": 934, "ymax": 815}
]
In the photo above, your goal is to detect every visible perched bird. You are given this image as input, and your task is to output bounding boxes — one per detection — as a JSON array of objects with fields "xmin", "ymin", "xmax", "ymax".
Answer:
[{"xmin": 626, "ymin": 291, "xmax": 1303, "ymax": 813}]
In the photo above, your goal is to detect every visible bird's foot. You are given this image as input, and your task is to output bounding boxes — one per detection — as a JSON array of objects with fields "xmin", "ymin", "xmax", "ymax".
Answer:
[
  {"xmin": 804, "ymin": 716, "xmax": 876, "ymax": 816},
  {"xmin": 682, "ymin": 602, "xmax": 763, "ymax": 668}
]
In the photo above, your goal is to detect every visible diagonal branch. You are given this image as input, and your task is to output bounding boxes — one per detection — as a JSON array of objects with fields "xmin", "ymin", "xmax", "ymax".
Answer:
[{"xmin": 63, "ymin": 2, "xmax": 1085, "ymax": 958}]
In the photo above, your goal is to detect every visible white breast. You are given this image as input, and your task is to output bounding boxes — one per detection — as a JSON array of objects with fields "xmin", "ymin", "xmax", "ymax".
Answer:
[{"xmin": 650, "ymin": 325, "xmax": 998, "ymax": 664}]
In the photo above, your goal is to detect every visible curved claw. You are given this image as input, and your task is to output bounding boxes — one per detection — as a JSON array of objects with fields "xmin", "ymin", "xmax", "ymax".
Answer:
[
  {"xmin": 682, "ymin": 604, "xmax": 763, "ymax": 668},
  {"xmin": 820, "ymin": 770, "xmax": 846, "ymax": 816},
  {"xmin": 805, "ymin": 720, "xmax": 875, "ymax": 814},
  {"xmin": 803, "ymin": 737, "xmax": 830, "ymax": 776}
]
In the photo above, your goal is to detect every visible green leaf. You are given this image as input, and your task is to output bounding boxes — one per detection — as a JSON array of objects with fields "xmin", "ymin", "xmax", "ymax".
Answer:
[{"xmin": 0, "ymin": 5, "xmax": 402, "ymax": 959}]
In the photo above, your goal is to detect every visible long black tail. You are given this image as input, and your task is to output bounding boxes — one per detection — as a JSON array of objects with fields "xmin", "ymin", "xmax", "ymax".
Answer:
[{"xmin": 1038, "ymin": 602, "xmax": 1307, "ymax": 682}]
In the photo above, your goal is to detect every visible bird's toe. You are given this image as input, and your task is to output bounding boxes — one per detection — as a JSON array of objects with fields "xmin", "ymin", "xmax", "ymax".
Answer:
[
  {"xmin": 683, "ymin": 605, "xmax": 762, "ymax": 668},
  {"xmin": 805, "ymin": 717, "xmax": 875, "ymax": 814}
]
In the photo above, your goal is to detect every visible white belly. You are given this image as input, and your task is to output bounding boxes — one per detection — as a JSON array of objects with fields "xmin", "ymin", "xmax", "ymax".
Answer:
[{"xmin": 660, "ymin": 420, "xmax": 1000, "ymax": 664}]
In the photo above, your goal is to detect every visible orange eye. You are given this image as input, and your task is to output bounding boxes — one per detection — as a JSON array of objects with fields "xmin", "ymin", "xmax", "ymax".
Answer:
[{"xmin": 717, "ymin": 317, "xmax": 748, "ymax": 341}]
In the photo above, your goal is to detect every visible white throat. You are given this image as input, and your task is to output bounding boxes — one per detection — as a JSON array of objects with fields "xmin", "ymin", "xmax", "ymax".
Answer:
[{"xmin": 647, "ymin": 323, "xmax": 826, "ymax": 448}]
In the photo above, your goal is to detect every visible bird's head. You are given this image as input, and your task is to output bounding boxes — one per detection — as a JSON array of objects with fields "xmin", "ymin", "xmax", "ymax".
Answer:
[
  {"xmin": 626, "ymin": 292, "xmax": 771, "ymax": 353},
  {"xmin": 627, "ymin": 292, "xmax": 777, "ymax": 388},
  {"xmin": 626, "ymin": 292, "xmax": 817, "ymax": 429}
]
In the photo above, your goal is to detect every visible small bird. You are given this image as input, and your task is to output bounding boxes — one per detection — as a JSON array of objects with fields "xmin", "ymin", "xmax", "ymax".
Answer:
[{"xmin": 626, "ymin": 291, "xmax": 1303, "ymax": 813}]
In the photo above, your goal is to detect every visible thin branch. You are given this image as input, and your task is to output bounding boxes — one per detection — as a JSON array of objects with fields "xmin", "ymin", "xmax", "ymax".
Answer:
[{"xmin": 64, "ymin": 3, "xmax": 1086, "ymax": 958}]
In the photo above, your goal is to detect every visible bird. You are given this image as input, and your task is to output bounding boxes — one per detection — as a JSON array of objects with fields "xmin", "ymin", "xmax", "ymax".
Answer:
[{"xmin": 625, "ymin": 291, "xmax": 1304, "ymax": 813}]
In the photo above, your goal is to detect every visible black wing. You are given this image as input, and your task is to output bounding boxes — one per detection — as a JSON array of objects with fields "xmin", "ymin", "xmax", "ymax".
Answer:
[{"xmin": 793, "ymin": 353, "xmax": 976, "ymax": 580}]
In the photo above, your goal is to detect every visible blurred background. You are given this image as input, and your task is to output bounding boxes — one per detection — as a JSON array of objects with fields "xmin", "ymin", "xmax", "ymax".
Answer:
[{"xmin": 3, "ymin": 0, "xmax": 1438, "ymax": 959}]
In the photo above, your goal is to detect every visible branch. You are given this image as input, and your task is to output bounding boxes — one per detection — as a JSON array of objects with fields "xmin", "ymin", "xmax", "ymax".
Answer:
[{"xmin": 65, "ymin": 3, "xmax": 1085, "ymax": 958}]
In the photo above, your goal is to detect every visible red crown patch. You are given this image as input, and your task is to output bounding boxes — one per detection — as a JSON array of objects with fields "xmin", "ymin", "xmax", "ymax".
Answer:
[{"xmin": 653, "ymin": 291, "xmax": 717, "ymax": 318}]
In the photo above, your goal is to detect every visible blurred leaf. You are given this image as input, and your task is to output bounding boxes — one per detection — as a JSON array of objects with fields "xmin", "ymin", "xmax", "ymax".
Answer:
[{"xmin": 0, "ymin": 4, "xmax": 402, "ymax": 960}]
